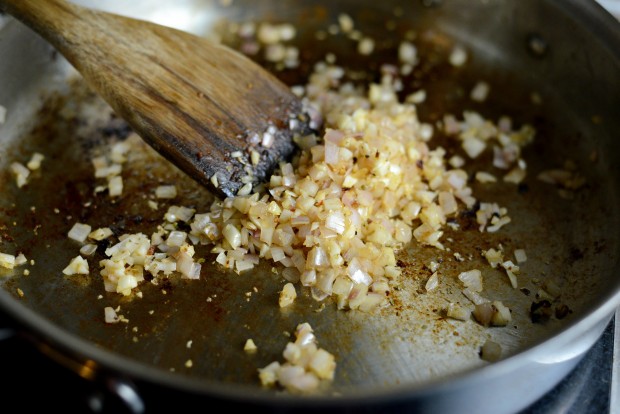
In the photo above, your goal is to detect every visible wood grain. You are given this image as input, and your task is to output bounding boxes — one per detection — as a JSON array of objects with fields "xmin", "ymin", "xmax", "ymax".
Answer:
[{"xmin": 0, "ymin": 0, "xmax": 307, "ymax": 197}]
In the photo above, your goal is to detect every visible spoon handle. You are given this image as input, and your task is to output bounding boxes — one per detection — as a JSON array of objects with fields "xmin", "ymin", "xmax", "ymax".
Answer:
[{"xmin": 1, "ymin": 0, "xmax": 89, "ymax": 53}]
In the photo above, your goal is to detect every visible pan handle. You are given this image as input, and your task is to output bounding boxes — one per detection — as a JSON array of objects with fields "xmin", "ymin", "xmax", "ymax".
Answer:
[
  {"xmin": 87, "ymin": 377, "xmax": 145, "ymax": 414},
  {"xmin": 0, "ymin": 311, "xmax": 16, "ymax": 341},
  {"xmin": 0, "ymin": 314, "xmax": 145, "ymax": 414},
  {"xmin": 106, "ymin": 377, "xmax": 145, "ymax": 414},
  {"xmin": 0, "ymin": 327, "xmax": 15, "ymax": 341}
]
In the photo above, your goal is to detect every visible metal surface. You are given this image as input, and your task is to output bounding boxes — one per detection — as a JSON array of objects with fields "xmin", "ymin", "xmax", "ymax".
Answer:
[
  {"xmin": 612, "ymin": 308, "xmax": 620, "ymax": 414},
  {"xmin": 0, "ymin": 314, "xmax": 614, "ymax": 412},
  {"xmin": 0, "ymin": 1, "xmax": 619, "ymax": 413}
]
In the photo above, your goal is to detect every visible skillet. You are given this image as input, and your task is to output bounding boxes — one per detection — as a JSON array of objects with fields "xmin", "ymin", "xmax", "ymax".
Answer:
[{"xmin": 0, "ymin": 0, "xmax": 619, "ymax": 412}]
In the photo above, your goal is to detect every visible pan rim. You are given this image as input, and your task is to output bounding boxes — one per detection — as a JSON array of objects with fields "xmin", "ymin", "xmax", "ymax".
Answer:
[{"xmin": 0, "ymin": 282, "xmax": 618, "ymax": 408}]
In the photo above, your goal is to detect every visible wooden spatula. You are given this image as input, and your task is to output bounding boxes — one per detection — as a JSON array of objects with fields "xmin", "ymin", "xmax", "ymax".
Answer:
[{"xmin": 0, "ymin": 0, "xmax": 311, "ymax": 198}]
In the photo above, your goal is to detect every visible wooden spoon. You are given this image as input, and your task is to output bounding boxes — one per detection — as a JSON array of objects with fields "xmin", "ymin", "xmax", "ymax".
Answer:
[{"xmin": 0, "ymin": 0, "xmax": 311, "ymax": 198}]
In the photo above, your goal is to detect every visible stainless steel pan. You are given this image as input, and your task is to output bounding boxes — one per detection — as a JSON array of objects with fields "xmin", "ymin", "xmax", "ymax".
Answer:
[{"xmin": 0, "ymin": 0, "xmax": 619, "ymax": 412}]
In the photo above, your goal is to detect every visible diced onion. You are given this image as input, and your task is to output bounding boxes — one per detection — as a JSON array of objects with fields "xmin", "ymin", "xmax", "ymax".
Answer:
[
  {"xmin": 27, "ymin": 153, "xmax": 45, "ymax": 170},
  {"xmin": 108, "ymin": 175, "xmax": 123, "ymax": 197},
  {"xmin": 425, "ymin": 272, "xmax": 439, "ymax": 291},
  {"xmin": 458, "ymin": 269, "xmax": 483, "ymax": 292},
  {"xmin": 68, "ymin": 223, "xmax": 92, "ymax": 243},
  {"xmin": 279, "ymin": 282, "xmax": 297, "ymax": 307},
  {"xmin": 62, "ymin": 256, "xmax": 90, "ymax": 275},
  {"xmin": 514, "ymin": 249, "xmax": 527, "ymax": 263},
  {"xmin": 104, "ymin": 307, "xmax": 120, "ymax": 324},
  {"xmin": 480, "ymin": 340, "xmax": 502, "ymax": 362},
  {"xmin": 155, "ymin": 185, "xmax": 177, "ymax": 199},
  {"xmin": 0, "ymin": 253, "xmax": 16, "ymax": 269}
]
